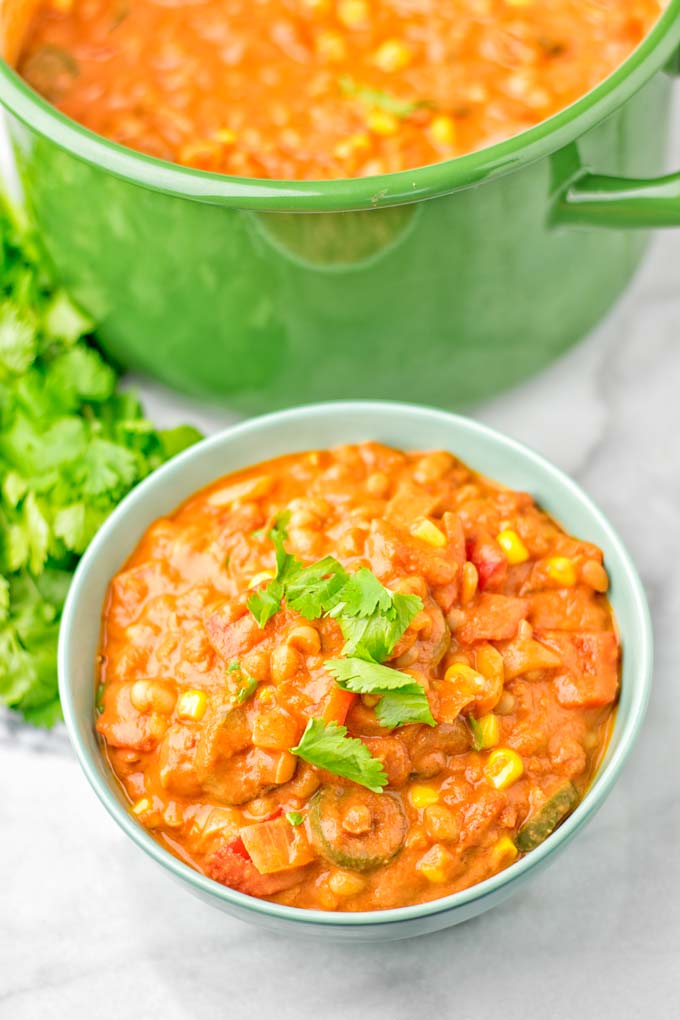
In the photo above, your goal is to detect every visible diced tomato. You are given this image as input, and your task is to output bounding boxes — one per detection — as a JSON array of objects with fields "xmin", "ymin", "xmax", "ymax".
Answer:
[
  {"xmin": 459, "ymin": 788, "xmax": 508, "ymax": 848},
  {"xmin": 204, "ymin": 610, "xmax": 265, "ymax": 662},
  {"xmin": 466, "ymin": 530, "xmax": 508, "ymax": 591},
  {"xmin": 442, "ymin": 512, "xmax": 467, "ymax": 568},
  {"xmin": 457, "ymin": 594, "xmax": 529, "ymax": 643},
  {"xmin": 239, "ymin": 815, "xmax": 315, "ymax": 874},
  {"xmin": 205, "ymin": 840, "xmax": 311, "ymax": 896},
  {"xmin": 536, "ymin": 629, "xmax": 620, "ymax": 708},
  {"xmin": 529, "ymin": 589, "xmax": 610, "ymax": 632},
  {"xmin": 226, "ymin": 835, "xmax": 251, "ymax": 861}
]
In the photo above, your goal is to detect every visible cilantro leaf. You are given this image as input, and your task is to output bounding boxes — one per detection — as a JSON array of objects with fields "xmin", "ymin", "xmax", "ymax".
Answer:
[
  {"xmin": 328, "ymin": 567, "xmax": 392, "ymax": 618},
  {"xmin": 0, "ymin": 302, "xmax": 37, "ymax": 375},
  {"xmin": 291, "ymin": 718, "xmax": 387, "ymax": 792},
  {"xmin": 42, "ymin": 290, "xmax": 93, "ymax": 344},
  {"xmin": 285, "ymin": 810, "xmax": 304, "ymax": 826},
  {"xmin": 236, "ymin": 674, "xmax": 258, "ymax": 704},
  {"xmin": 374, "ymin": 686, "xmax": 436, "ymax": 729},
  {"xmin": 271, "ymin": 523, "xmax": 302, "ymax": 583},
  {"xmin": 247, "ymin": 578, "xmax": 284, "ymax": 628},
  {"xmin": 339, "ymin": 76, "xmax": 432, "ymax": 119},
  {"xmin": 326, "ymin": 656, "xmax": 416, "ymax": 693},
  {"xmin": 78, "ymin": 439, "xmax": 139, "ymax": 499},
  {"xmin": 338, "ymin": 591, "xmax": 422, "ymax": 661},
  {"xmin": 0, "ymin": 576, "xmax": 9, "ymax": 621},
  {"xmin": 285, "ymin": 556, "xmax": 348, "ymax": 619},
  {"xmin": 468, "ymin": 715, "xmax": 484, "ymax": 751},
  {"xmin": 330, "ymin": 573, "xmax": 422, "ymax": 660},
  {"xmin": 159, "ymin": 425, "xmax": 204, "ymax": 460},
  {"xmin": 327, "ymin": 657, "xmax": 435, "ymax": 730},
  {"xmin": 47, "ymin": 346, "xmax": 116, "ymax": 404}
]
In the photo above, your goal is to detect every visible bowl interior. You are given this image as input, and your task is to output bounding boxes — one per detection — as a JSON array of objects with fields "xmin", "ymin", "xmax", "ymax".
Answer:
[{"xmin": 59, "ymin": 401, "xmax": 651, "ymax": 928}]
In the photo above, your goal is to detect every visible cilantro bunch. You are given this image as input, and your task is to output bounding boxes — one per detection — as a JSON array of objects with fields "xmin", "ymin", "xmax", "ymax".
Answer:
[{"xmin": 0, "ymin": 201, "xmax": 201, "ymax": 726}]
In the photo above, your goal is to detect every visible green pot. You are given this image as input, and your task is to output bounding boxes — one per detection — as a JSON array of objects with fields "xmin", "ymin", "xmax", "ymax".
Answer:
[{"xmin": 1, "ymin": 7, "xmax": 680, "ymax": 409}]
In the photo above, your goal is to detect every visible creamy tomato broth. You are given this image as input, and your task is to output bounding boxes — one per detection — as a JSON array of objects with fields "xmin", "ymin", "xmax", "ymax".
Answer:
[
  {"xmin": 17, "ymin": 0, "xmax": 664, "ymax": 179},
  {"xmin": 96, "ymin": 444, "xmax": 619, "ymax": 911}
]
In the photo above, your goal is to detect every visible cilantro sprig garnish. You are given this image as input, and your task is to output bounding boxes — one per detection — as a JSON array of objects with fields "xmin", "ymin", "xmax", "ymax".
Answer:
[
  {"xmin": 0, "ymin": 200, "xmax": 202, "ymax": 726},
  {"xmin": 329, "ymin": 568, "xmax": 422, "ymax": 662},
  {"xmin": 327, "ymin": 658, "xmax": 435, "ymax": 728},
  {"xmin": 247, "ymin": 512, "xmax": 436, "ymax": 789},
  {"xmin": 247, "ymin": 514, "xmax": 348, "ymax": 626},
  {"xmin": 291, "ymin": 719, "xmax": 388, "ymax": 793}
]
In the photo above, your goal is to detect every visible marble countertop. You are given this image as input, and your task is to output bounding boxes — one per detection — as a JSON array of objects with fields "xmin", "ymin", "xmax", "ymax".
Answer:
[{"xmin": 2, "ymin": 93, "xmax": 680, "ymax": 1019}]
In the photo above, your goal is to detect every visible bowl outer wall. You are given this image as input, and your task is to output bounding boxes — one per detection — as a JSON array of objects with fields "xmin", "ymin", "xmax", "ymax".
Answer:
[{"xmin": 58, "ymin": 402, "xmax": 653, "ymax": 939}]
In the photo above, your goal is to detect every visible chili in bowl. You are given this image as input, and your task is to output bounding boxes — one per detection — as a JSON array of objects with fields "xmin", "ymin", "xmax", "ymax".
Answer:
[{"xmin": 58, "ymin": 402, "xmax": 652, "ymax": 939}]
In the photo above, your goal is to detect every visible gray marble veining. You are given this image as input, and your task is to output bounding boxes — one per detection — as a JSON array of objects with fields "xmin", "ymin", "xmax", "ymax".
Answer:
[{"xmin": 2, "ymin": 92, "xmax": 680, "ymax": 1019}]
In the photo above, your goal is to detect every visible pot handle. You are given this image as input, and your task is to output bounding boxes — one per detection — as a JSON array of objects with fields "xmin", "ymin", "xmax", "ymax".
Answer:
[{"xmin": 554, "ymin": 169, "xmax": 680, "ymax": 229}]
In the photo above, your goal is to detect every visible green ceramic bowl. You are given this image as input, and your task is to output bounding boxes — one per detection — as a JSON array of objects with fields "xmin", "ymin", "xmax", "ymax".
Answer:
[
  {"xmin": 58, "ymin": 402, "xmax": 652, "ymax": 940},
  {"xmin": 1, "ymin": 7, "xmax": 680, "ymax": 407}
]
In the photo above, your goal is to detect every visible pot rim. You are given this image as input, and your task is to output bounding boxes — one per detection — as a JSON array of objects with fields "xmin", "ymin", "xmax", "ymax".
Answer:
[
  {"xmin": 1, "ymin": 2, "xmax": 680, "ymax": 211},
  {"xmin": 58, "ymin": 400, "xmax": 653, "ymax": 932}
]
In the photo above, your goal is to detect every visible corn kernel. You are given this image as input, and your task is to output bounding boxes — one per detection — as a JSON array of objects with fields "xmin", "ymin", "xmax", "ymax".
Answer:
[
  {"xmin": 317, "ymin": 30, "xmax": 347, "ymax": 62},
  {"xmin": 408, "ymin": 784, "xmax": 440, "ymax": 809},
  {"xmin": 411, "ymin": 517, "xmax": 447, "ymax": 547},
  {"xmin": 492, "ymin": 835, "xmax": 519, "ymax": 866},
  {"xmin": 328, "ymin": 869, "xmax": 367, "ymax": 896},
  {"xmin": 374, "ymin": 38, "xmax": 413, "ymax": 73},
  {"xmin": 429, "ymin": 114, "xmax": 456, "ymax": 147},
  {"xmin": 132, "ymin": 797, "xmax": 152, "ymax": 816},
  {"xmin": 366, "ymin": 109, "xmax": 399, "ymax": 136},
  {"xmin": 334, "ymin": 132, "xmax": 371, "ymax": 160},
  {"xmin": 484, "ymin": 747, "xmax": 524, "ymax": 789},
  {"xmin": 496, "ymin": 528, "xmax": 529, "ymax": 565},
  {"xmin": 546, "ymin": 556, "xmax": 577, "ymax": 586},
  {"xmin": 337, "ymin": 0, "xmax": 368, "ymax": 27},
  {"xmin": 214, "ymin": 128, "xmax": 237, "ymax": 145},
  {"xmin": 471, "ymin": 712, "xmax": 500, "ymax": 750},
  {"xmin": 416, "ymin": 843, "xmax": 455, "ymax": 884},
  {"xmin": 177, "ymin": 689, "xmax": 208, "ymax": 722},
  {"xmin": 256, "ymin": 685, "xmax": 276, "ymax": 705},
  {"xmin": 248, "ymin": 570, "xmax": 275, "ymax": 589},
  {"xmin": 444, "ymin": 662, "xmax": 484, "ymax": 688},
  {"xmin": 361, "ymin": 693, "xmax": 381, "ymax": 708}
]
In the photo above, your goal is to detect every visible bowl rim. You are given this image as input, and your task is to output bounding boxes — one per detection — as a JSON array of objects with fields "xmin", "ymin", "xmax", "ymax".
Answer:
[
  {"xmin": 2, "ymin": 3, "xmax": 680, "ymax": 211},
  {"xmin": 58, "ymin": 400, "xmax": 653, "ymax": 928}
]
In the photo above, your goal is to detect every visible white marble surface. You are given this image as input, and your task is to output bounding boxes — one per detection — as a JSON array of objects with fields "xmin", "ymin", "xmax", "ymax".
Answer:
[{"xmin": 2, "ymin": 91, "xmax": 680, "ymax": 1018}]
